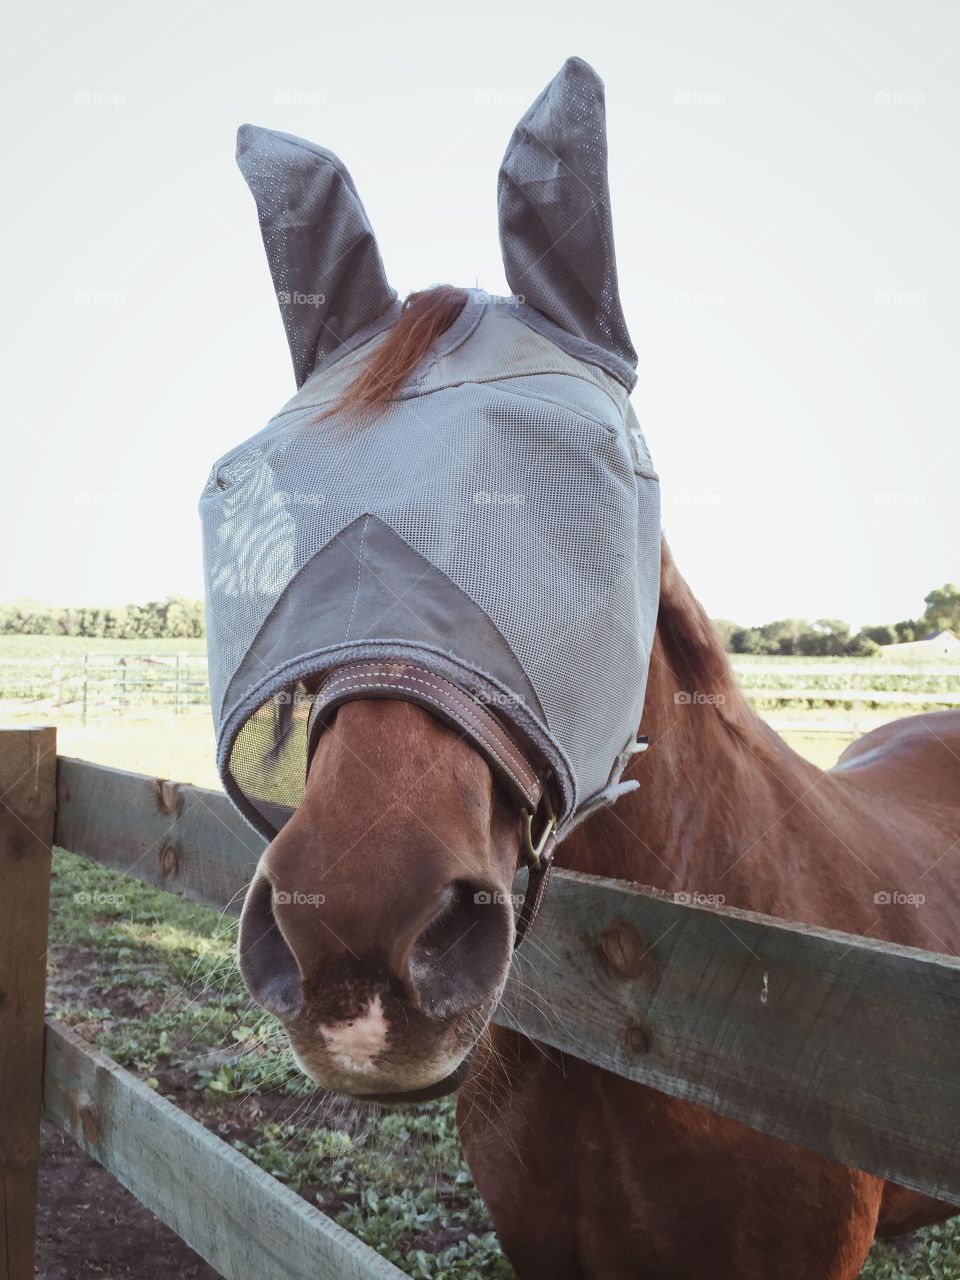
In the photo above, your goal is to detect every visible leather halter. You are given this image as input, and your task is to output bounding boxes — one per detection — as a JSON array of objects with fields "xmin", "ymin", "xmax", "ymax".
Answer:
[{"xmin": 306, "ymin": 660, "xmax": 557, "ymax": 948}]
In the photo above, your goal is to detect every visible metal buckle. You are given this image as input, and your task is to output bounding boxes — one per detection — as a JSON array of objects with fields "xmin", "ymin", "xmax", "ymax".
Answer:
[{"xmin": 520, "ymin": 790, "xmax": 557, "ymax": 871}]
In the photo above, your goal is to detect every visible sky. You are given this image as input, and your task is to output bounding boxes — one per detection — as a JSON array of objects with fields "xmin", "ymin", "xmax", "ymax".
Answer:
[{"xmin": 2, "ymin": 0, "xmax": 958, "ymax": 630}]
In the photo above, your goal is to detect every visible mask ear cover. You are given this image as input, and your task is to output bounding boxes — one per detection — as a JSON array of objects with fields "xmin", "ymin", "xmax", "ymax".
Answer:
[
  {"xmin": 498, "ymin": 57, "xmax": 637, "ymax": 388},
  {"xmin": 236, "ymin": 124, "xmax": 399, "ymax": 387}
]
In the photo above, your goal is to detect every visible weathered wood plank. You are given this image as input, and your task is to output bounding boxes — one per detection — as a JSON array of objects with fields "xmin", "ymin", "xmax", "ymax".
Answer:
[
  {"xmin": 498, "ymin": 870, "xmax": 960, "ymax": 1203},
  {"xmin": 55, "ymin": 757, "xmax": 265, "ymax": 914},
  {"xmin": 43, "ymin": 1020, "xmax": 405, "ymax": 1280},
  {"xmin": 0, "ymin": 726, "xmax": 57, "ymax": 1280},
  {"xmin": 53, "ymin": 758, "xmax": 960, "ymax": 1201}
]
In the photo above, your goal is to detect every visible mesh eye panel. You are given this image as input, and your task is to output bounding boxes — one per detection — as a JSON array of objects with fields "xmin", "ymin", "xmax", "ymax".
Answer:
[{"xmin": 201, "ymin": 298, "xmax": 660, "ymax": 838}]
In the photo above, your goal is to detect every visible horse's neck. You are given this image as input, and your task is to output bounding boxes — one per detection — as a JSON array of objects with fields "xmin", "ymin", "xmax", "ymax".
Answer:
[{"xmin": 562, "ymin": 546, "xmax": 826, "ymax": 915}]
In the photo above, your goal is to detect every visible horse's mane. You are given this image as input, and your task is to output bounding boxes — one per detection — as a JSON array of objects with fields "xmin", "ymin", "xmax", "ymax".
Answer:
[
  {"xmin": 656, "ymin": 540, "xmax": 735, "ymax": 696},
  {"xmin": 334, "ymin": 285, "xmax": 468, "ymax": 411},
  {"xmin": 654, "ymin": 538, "xmax": 757, "ymax": 741}
]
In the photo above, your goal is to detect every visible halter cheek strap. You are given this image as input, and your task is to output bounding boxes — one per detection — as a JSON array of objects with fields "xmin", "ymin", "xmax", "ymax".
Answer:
[{"xmin": 306, "ymin": 660, "xmax": 557, "ymax": 948}]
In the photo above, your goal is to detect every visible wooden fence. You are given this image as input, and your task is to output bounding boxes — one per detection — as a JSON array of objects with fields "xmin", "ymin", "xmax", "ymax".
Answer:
[
  {"xmin": 0, "ymin": 653, "xmax": 210, "ymax": 723},
  {"xmin": 2, "ymin": 726, "xmax": 960, "ymax": 1278}
]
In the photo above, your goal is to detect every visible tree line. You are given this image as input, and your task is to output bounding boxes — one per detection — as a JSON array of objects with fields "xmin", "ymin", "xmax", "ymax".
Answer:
[
  {"xmin": 0, "ymin": 597, "xmax": 205, "ymax": 639},
  {"xmin": 714, "ymin": 584, "xmax": 960, "ymax": 657},
  {"xmin": 1, "ymin": 582, "xmax": 957, "ymax": 654}
]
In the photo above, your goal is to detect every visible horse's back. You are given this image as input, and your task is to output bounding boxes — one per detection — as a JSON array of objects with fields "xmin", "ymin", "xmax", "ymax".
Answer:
[
  {"xmin": 826, "ymin": 709, "xmax": 960, "ymax": 951},
  {"xmin": 833, "ymin": 709, "xmax": 960, "ymax": 796},
  {"xmin": 833, "ymin": 710, "xmax": 960, "ymax": 1235}
]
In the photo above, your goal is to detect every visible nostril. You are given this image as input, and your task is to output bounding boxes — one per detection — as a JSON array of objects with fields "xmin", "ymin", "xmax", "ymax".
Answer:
[
  {"xmin": 238, "ymin": 873, "xmax": 303, "ymax": 1019},
  {"xmin": 406, "ymin": 880, "xmax": 512, "ymax": 1019}
]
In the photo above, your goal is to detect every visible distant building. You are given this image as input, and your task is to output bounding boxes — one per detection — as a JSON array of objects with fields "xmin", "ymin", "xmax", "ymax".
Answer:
[{"xmin": 878, "ymin": 629, "xmax": 960, "ymax": 661}]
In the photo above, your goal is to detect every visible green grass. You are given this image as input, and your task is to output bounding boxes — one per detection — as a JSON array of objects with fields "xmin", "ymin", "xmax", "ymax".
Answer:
[
  {"xmin": 47, "ymin": 848, "xmax": 959, "ymax": 1278},
  {"xmin": 730, "ymin": 655, "xmax": 960, "ymax": 667},
  {"xmin": 863, "ymin": 1228, "xmax": 960, "ymax": 1279},
  {"xmin": 55, "ymin": 716, "xmax": 221, "ymax": 788}
]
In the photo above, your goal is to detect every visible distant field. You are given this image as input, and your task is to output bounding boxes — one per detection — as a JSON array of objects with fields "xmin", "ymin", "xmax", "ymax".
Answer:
[
  {"xmin": 0, "ymin": 703, "xmax": 856, "ymax": 785},
  {"xmin": 2, "ymin": 642, "xmax": 957, "ymax": 779},
  {"xmin": 56, "ymin": 715, "xmax": 220, "ymax": 788},
  {"xmin": 6, "ymin": 639, "xmax": 957, "ymax": 664},
  {"xmin": 0, "ymin": 635, "xmax": 207, "ymax": 657},
  {"xmin": 731, "ymin": 654, "xmax": 960, "ymax": 666}
]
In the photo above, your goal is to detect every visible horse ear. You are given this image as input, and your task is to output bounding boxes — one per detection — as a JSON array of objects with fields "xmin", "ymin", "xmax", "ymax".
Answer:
[
  {"xmin": 236, "ymin": 125, "xmax": 399, "ymax": 387},
  {"xmin": 498, "ymin": 57, "xmax": 637, "ymax": 384}
]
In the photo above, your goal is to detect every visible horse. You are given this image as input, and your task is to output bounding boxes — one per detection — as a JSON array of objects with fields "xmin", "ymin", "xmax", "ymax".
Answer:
[{"xmin": 236, "ymin": 285, "xmax": 960, "ymax": 1279}]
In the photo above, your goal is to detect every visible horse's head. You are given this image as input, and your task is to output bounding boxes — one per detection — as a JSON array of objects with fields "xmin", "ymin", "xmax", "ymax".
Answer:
[
  {"xmin": 240, "ymin": 698, "xmax": 522, "ymax": 1100},
  {"xmin": 209, "ymin": 58, "xmax": 661, "ymax": 1101}
]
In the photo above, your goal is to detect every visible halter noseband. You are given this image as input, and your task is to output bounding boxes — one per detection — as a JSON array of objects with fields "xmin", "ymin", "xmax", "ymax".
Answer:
[{"xmin": 306, "ymin": 660, "xmax": 558, "ymax": 948}]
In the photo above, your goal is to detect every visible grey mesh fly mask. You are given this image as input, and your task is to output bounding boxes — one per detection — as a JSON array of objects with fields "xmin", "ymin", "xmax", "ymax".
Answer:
[{"xmin": 200, "ymin": 58, "xmax": 661, "ymax": 889}]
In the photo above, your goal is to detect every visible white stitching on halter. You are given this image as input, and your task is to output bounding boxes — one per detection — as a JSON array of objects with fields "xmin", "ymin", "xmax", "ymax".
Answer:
[{"xmin": 318, "ymin": 671, "xmax": 538, "ymax": 801}]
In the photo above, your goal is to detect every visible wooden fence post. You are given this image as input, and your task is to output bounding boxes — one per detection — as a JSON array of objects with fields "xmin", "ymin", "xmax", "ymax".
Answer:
[{"xmin": 0, "ymin": 726, "xmax": 57, "ymax": 1280}]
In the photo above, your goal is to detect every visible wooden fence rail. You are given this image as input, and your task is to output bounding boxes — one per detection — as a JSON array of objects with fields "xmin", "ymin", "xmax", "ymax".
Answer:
[
  {"xmin": 3, "ymin": 732, "xmax": 960, "ymax": 1279},
  {"xmin": 44, "ymin": 1020, "xmax": 405, "ymax": 1280},
  {"xmin": 0, "ymin": 653, "xmax": 211, "ymax": 723},
  {"xmin": 53, "ymin": 756, "xmax": 960, "ymax": 1202}
]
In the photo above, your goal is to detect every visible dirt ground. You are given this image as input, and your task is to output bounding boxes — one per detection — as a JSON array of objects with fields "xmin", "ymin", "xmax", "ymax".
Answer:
[{"xmin": 36, "ymin": 1119, "xmax": 223, "ymax": 1280}]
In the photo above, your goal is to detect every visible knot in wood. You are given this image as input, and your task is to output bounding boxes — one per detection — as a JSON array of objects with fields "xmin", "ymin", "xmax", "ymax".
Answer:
[
  {"xmin": 158, "ymin": 843, "xmax": 181, "ymax": 877},
  {"xmin": 597, "ymin": 919, "xmax": 647, "ymax": 979},
  {"xmin": 625, "ymin": 1022, "xmax": 654, "ymax": 1056}
]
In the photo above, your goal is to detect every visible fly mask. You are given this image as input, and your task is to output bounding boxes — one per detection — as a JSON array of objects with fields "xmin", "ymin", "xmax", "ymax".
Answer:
[{"xmin": 200, "ymin": 57, "xmax": 661, "ymax": 935}]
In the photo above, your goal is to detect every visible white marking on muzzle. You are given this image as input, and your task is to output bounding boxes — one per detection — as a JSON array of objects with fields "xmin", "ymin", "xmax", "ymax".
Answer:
[{"xmin": 319, "ymin": 994, "xmax": 388, "ymax": 1072}]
